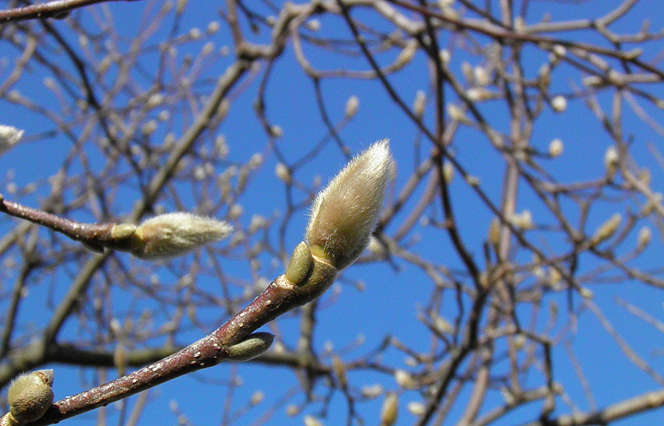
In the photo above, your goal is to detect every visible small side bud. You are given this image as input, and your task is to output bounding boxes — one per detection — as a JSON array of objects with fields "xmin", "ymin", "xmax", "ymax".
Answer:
[
  {"xmin": 488, "ymin": 218, "xmax": 500, "ymax": 246},
  {"xmin": 130, "ymin": 213, "xmax": 232, "ymax": 259},
  {"xmin": 306, "ymin": 140, "xmax": 394, "ymax": 269},
  {"xmin": 332, "ymin": 356, "xmax": 347, "ymax": 388},
  {"xmin": 413, "ymin": 90, "xmax": 426, "ymax": 117},
  {"xmin": 6, "ymin": 370, "xmax": 54, "ymax": 424},
  {"xmin": 285, "ymin": 242, "xmax": 314, "ymax": 285},
  {"xmin": 637, "ymin": 226, "xmax": 652, "ymax": 250},
  {"xmin": 226, "ymin": 333, "xmax": 274, "ymax": 361},
  {"xmin": 604, "ymin": 146, "xmax": 619, "ymax": 175}
]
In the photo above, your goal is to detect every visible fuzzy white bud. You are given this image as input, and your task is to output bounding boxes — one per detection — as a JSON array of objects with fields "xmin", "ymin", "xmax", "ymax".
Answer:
[
  {"xmin": 590, "ymin": 213, "xmax": 621, "ymax": 246},
  {"xmin": 407, "ymin": 401, "xmax": 426, "ymax": 416},
  {"xmin": 275, "ymin": 163, "xmax": 291, "ymax": 183},
  {"xmin": 551, "ymin": 95, "xmax": 567, "ymax": 112},
  {"xmin": 0, "ymin": 125, "xmax": 24, "ymax": 154},
  {"xmin": 270, "ymin": 125, "xmax": 283, "ymax": 138},
  {"xmin": 345, "ymin": 95, "xmax": 359, "ymax": 118},
  {"xmin": 130, "ymin": 213, "xmax": 232, "ymax": 259},
  {"xmin": 548, "ymin": 138, "xmax": 563, "ymax": 157},
  {"xmin": 395, "ymin": 40, "xmax": 417, "ymax": 68},
  {"xmin": 303, "ymin": 415, "xmax": 323, "ymax": 426},
  {"xmin": 439, "ymin": 49, "xmax": 450, "ymax": 64},
  {"xmin": 637, "ymin": 226, "xmax": 652, "ymax": 250},
  {"xmin": 394, "ymin": 369, "xmax": 417, "ymax": 389},
  {"xmin": 250, "ymin": 391, "xmax": 264, "ymax": 406},
  {"xmin": 306, "ymin": 19, "xmax": 321, "ymax": 31},
  {"xmin": 207, "ymin": 21, "xmax": 220, "ymax": 34},
  {"xmin": 306, "ymin": 140, "xmax": 394, "ymax": 269},
  {"xmin": 473, "ymin": 66, "xmax": 490, "ymax": 86},
  {"xmin": 443, "ymin": 162, "xmax": 454, "ymax": 184},
  {"xmin": 604, "ymin": 146, "xmax": 619, "ymax": 174},
  {"xmin": 511, "ymin": 210, "xmax": 534, "ymax": 230},
  {"xmin": 413, "ymin": 90, "xmax": 427, "ymax": 117},
  {"xmin": 447, "ymin": 104, "xmax": 467, "ymax": 122},
  {"xmin": 361, "ymin": 384, "xmax": 383, "ymax": 399}
]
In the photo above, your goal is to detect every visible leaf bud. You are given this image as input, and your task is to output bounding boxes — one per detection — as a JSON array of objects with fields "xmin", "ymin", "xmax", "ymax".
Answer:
[{"xmin": 6, "ymin": 370, "xmax": 54, "ymax": 424}]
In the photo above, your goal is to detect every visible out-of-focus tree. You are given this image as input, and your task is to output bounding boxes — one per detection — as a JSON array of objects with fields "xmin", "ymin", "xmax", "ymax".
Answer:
[{"xmin": 0, "ymin": 0, "xmax": 664, "ymax": 424}]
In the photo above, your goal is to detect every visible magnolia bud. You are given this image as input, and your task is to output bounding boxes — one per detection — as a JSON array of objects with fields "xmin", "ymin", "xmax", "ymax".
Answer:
[
  {"xmin": 303, "ymin": 415, "xmax": 323, "ymax": 426},
  {"xmin": 275, "ymin": 163, "xmax": 291, "ymax": 183},
  {"xmin": 637, "ymin": 226, "xmax": 652, "ymax": 250},
  {"xmin": 394, "ymin": 369, "xmax": 417, "ymax": 389},
  {"xmin": 6, "ymin": 370, "xmax": 54, "ymax": 424},
  {"xmin": 604, "ymin": 146, "xmax": 619, "ymax": 175},
  {"xmin": 250, "ymin": 390, "xmax": 264, "ymax": 406},
  {"xmin": 488, "ymin": 218, "xmax": 500, "ymax": 246},
  {"xmin": 413, "ymin": 90, "xmax": 426, "ymax": 117},
  {"xmin": 345, "ymin": 95, "xmax": 359, "ymax": 118},
  {"xmin": 407, "ymin": 401, "xmax": 426, "ymax": 416},
  {"xmin": 332, "ymin": 356, "xmax": 347, "ymax": 388},
  {"xmin": 0, "ymin": 125, "xmax": 24, "ymax": 154},
  {"xmin": 129, "ymin": 213, "xmax": 232, "ymax": 259},
  {"xmin": 551, "ymin": 95, "xmax": 567, "ymax": 112},
  {"xmin": 395, "ymin": 41, "xmax": 417, "ymax": 68},
  {"xmin": 549, "ymin": 138, "xmax": 563, "ymax": 157},
  {"xmin": 362, "ymin": 384, "xmax": 383, "ymax": 399},
  {"xmin": 381, "ymin": 393, "xmax": 399, "ymax": 426},
  {"xmin": 306, "ymin": 140, "xmax": 394, "ymax": 269},
  {"xmin": 590, "ymin": 213, "xmax": 621, "ymax": 246}
]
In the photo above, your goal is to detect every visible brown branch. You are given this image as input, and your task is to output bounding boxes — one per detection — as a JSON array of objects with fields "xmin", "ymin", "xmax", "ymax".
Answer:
[
  {"xmin": 532, "ymin": 388, "xmax": 664, "ymax": 425},
  {"xmin": 31, "ymin": 268, "xmax": 336, "ymax": 424},
  {"xmin": 0, "ymin": 0, "xmax": 138, "ymax": 23}
]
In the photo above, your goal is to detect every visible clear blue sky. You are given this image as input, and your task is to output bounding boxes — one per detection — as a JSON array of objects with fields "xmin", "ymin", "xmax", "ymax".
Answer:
[{"xmin": 2, "ymin": 0, "xmax": 664, "ymax": 425}]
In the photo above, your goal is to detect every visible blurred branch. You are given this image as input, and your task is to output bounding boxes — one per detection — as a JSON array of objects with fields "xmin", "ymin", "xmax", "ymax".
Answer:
[{"xmin": 0, "ymin": 0, "xmax": 137, "ymax": 23}]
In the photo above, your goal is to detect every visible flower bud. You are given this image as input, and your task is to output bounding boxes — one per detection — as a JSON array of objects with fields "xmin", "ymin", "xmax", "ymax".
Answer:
[
  {"xmin": 590, "ymin": 213, "xmax": 621, "ymax": 246},
  {"xmin": 332, "ymin": 356, "xmax": 347, "ymax": 388},
  {"xmin": 345, "ymin": 95, "xmax": 359, "ymax": 118},
  {"xmin": 6, "ymin": 370, "xmax": 54, "ymax": 424},
  {"xmin": 250, "ymin": 390, "xmax": 264, "ymax": 406},
  {"xmin": 407, "ymin": 401, "xmax": 425, "ymax": 416},
  {"xmin": 275, "ymin": 163, "xmax": 291, "ymax": 183},
  {"xmin": 413, "ymin": 90, "xmax": 426, "ymax": 117},
  {"xmin": 0, "ymin": 125, "xmax": 24, "ymax": 154},
  {"xmin": 306, "ymin": 140, "xmax": 394, "ymax": 269},
  {"xmin": 548, "ymin": 138, "xmax": 563, "ymax": 157},
  {"xmin": 129, "ymin": 213, "xmax": 232, "ymax": 259},
  {"xmin": 604, "ymin": 146, "xmax": 619, "ymax": 175},
  {"xmin": 395, "ymin": 41, "xmax": 417, "ymax": 68},
  {"xmin": 551, "ymin": 95, "xmax": 567, "ymax": 112},
  {"xmin": 304, "ymin": 415, "xmax": 323, "ymax": 426},
  {"xmin": 381, "ymin": 393, "xmax": 399, "ymax": 426},
  {"xmin": 637, "ymin": 226, "xmax": 652, "ymax": 250}
]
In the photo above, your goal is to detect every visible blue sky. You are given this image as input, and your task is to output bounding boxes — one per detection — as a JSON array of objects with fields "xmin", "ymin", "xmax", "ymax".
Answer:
[{"xmin": 2, "ymin": 0, "xmax": 664, "ymax": 425}]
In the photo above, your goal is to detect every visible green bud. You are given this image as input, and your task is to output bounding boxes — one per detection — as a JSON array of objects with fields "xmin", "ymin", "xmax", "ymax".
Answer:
[
  {"xmin": 7, "ymin": 370, "xmax": 54, "ymax": 424},
  {"xmin": 226, "ymin": 333, "xmax": 274, "ymax": 361},
  {"xmin": 285, "ymin": 242, "xmax": 314, "ymax": 285}
]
